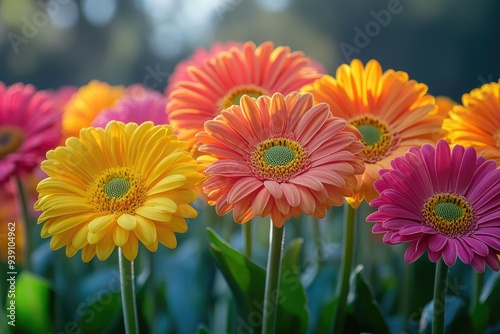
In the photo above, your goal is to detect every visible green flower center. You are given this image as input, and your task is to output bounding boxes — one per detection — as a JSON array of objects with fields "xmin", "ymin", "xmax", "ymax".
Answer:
[
  {"xmin": 250, "ymin": 137, "xmax": 309, "ymax": 182},
  {"xmin": 219, "ymin": 85, "xmax": 269, "ymax": 110},
  {"xmin": 264, "ymin": 146, "xmax": 296, "ymax": 166},
  {"xmin": 434, "ymin": 202, "xmax": 463, "ymax": 222},
  {"xmin": 422, "ymin": 193, "xmax": 475, "ymax": 237},
  {"xmin": 0, "ymin": 125, "xmax": 25, "ymax": 158},
  {"xmin": 349, "ymin": 115, "xmax": 397, "ymax": 163},
  {"xmin": 357, "ymin": 124, "xmax": 382, "ymax": 146},
  {"xmin": 104, "ymin": 177, "xmax": 131, "ymax": 199}
]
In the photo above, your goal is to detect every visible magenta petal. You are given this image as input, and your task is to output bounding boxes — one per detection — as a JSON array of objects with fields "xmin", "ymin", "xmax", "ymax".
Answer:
[
  {"xmin": 404, "ymin": 239, "xmax": 428, "ymax": 263},
  {"xmin": 462, "ymin": 236, "xmax": 489, "ymax": 256},
  {"xmin": 428, "ymin": 250, "xmax": 441, "ymax": 262},
  {"xmin": 399, "ymin": 225, "xmax": 424, "ymax": 236},
  {"xmin": 366, "ymin": 211, "xmax": 391, "ymax": 223},
  {"xmin": 382, "ymin": 219, "xmax": 419, "ymax": 230},
  {"xmin": 428, "ymin": 234, "xmax": 448, "ymax": 252},
  {"xmin": 456, "ymin": 239, "xmax": 473, "ymax": 263},
  {"xmin": 472, "ymin": 234, "xmax": 500, "ymax": 251},
  {"xmin": 454, "ymin": 147, "xmax": 478, "ymax": 194},
  {"xmin": 372, "ymin": 223, "xmax": 387, "ymax": 234},
  {"xmin": 442, "ymin": 241, "xmax": 458, "ymax": 266},
  {"xmin": 484, "ymin": 253, "xmax": 500, "ymax": 271},
  {"xmin": 470, "ymin": 255, "xmax": 486, "ymax": 273}
]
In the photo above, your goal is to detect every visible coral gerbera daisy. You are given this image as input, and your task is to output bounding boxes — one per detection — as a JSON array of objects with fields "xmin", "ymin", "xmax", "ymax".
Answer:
[
  {"xmin": 62, "ymin": 80, "xmax": 125, "ymax": 140},
  {"xmin": 167, "ymin": 41, "xmax": 323, "ymax": 152},
  {"xmin": 196, "ymin": 92, "xmax": 365, "ymax": 227},
  {"xmin": 0, "ymin": 82, "xmax": 60, "ymax": 184},
  {"xmin": 443, "ymin": 80, "xmax": 500, "ymax": 164},
  {"xmin": 92, "ymin": 89, "xmax": 168, "ymax": 127},
  {"xmin": 302, "ymin": 59, "xmax": 444, "ymax": 208},
  {"xmin": 367, "ymin": 140, "xmax": 500, "ymax": 272},
  {"xmin": 35, "ymin": 121, "xmax": 204, "ymax": 262}
]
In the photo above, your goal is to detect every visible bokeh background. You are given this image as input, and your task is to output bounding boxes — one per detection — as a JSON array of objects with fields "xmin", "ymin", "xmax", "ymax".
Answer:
[{"xmin": 1, "ymin": 0, "xmax": 499, "ymax": 101}]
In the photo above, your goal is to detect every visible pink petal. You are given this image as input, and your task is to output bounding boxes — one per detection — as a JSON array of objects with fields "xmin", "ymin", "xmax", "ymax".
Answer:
[
  {"xmin": 428, "ymin": 250, "xmax": 441, "ymax": 262},
  {"xmin": 379, "ymin": 204, "xmax": 422, "ymax": 221},
  {"xmin": 372, "ymin": 223, "xmax": 387, "ymax": 234},
  {"xmin": 227, "ymin": 177, "xmax": 262, "ymax": 203},
  {"xmin": 484, "ymin": 252, "xmax": 500, "ymax": 271},
  {"xmin": 461, "ymin": 236, "xmax": 489, "ymax": 256},
  {"xmin": 456, "ymin": 239, "xmax": 473, "ymax": 263},
  {"xmin": 442, "ymin": 241, "xmax": 458, "ymax": 266},
  {"xmin": 295, "ymin": 104, "xmax": 330, "ymax": 145},
  {"xmin": 404, "ymin": 239, "xmax": 428, "ymax": 263},
  {"xmin": 290, "ymin": 174, "xmax": 324, "ymax": 191},
  {"xmin": 252, "ymin": 187, "xmax": 271, "ymax": 215},
  {"xmin": 281, "ymin": 183, "xmax": 301, "ymax": 207},
  {"xmin": 264, "ymin": 180, "xmax": 283, "ymax": 199},
  {"xmin": 428, "ymin": 234, "xmax": 448, "ymax": 252},
  {"xmin": 470, "ymin": 255, "xmax": 486, "ymax": 273}
]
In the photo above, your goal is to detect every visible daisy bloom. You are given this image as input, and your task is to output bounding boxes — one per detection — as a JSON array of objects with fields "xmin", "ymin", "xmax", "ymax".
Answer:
[
  {"xmin": 35, "ymin": 121, "xmax": 204, "ymax": 262},
  {"xmin": 167, "ymin": 41, "xmax": 324, "ymax": 152},
  {"xmin": 435, "ymin": 96, "xmax": 457, "ymax": 117},
  {"xmin": 0, "ymin": 82, "xmax": 60, "ymax": 184},
  {"xmin": 196, "ymin": 92, "xmax": 365, "ymax": 227},
  {"xmin": 62, "ymin": 80, "xmax": 125, "ymax": 140},
  {"xmin": 443, "ymin": 80, "xmax": 500, "ymax": 164},
  {"xmin": 92, "ymin": 89, "xmax": 168, "ymax": 127},
  {"xmin": 367, "ymin": 140, "xmax": 500, "ymax": 272},
  {"xmin": 302, "ymin": 59, "xmax": 444, "ymax": 208}
]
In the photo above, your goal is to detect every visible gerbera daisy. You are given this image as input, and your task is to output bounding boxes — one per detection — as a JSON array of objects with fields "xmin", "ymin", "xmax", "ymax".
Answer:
[
  {"xmin": 443, "ymin": 80, "xmax": 500, "ymax": 164},
  {"xmin": 62, "ymin": 80, "xmax": 125, "ymax": 140},
  {"xmin": 0, "ymin": 82, "xmax": 60, "ymax": 184},
  {"xmin": 435, "ymin": 96, "xmax": 457, "ymax": 117},
  {"xmin": 196, "ymin": 92, "xmax": 365, "ymax": 227},
  {"xmin": 167, "ymin": 41, "xmax": 324, "ymax": 152},
  {"xmin": 35, "ymin": 121, "xmax": 204, "ymax": 262},
  {"xmin": 302, "ymin": 59, "xmax": 444, "ymax": 208},
  {"xmin": 92, "ymin": 90, "xmax": 168, "ymax": 127},
  {"xmin": 367, "ymin": 140, "xmax": 500, "ymax": 272}
]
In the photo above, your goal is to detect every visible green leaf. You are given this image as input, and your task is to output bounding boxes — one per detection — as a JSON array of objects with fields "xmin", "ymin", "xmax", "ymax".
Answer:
[
  {"xmin": 197, "ymin": 323, "xmax": 211, "ymax": 334},
  {"xmin": 345, "ymin": 265, "xmax": 390, "ymax": 334},
  {"xmin": 5, "ymin": 271, "xmax": 53, "ymax": 334},
  {"xmin": 207, "ymin": 227, "xmax": 309, "ymax": 333},
  {"xmin": 418, "ymin": 295, "xmax": 473, "ymax": 334},
  {"xmin": 0, "ymin": 303, "xmax": 13, "ymax": 334},
  {"xmin": 315, "ymin": 296, "xmax": 338, "ymax": 334}
]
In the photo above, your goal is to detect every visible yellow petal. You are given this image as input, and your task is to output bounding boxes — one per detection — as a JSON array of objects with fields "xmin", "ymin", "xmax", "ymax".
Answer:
[
  {"xmin": 81, "ymin": 244, "xmax": 96, "ymax": 262},
  {"xmin": 156, "ymin": 226, "xmax": 177, "ymax": 248},
  {"xmin": 142, "ymin": 198, "xmax": 178, "ymax": 213},
  {"xmin": 177, "ymin": 204, "xmax": 198, "ymax": 218},
  {"xmin": 113, "ymin": 226, "xmax": 129, "ymax": 247},
  {"xmin": 135, "ymin": 215, "xmax": 157, "ymax": 246},
  {"xmin": 65, "ymin": 244, "xmax": 79, "ymax": 258},
  {"xmin": 88, "ymin": 215, "xmax": 116, "ymax": 233},
  {"xmin": 144, "ymin": 240, "xmax": 158, "ymax": 252},
  {"xmin": 120, "ymin": 234, "xmax": 138, "ymax": 261},
  {"xmin": 72, "ymin": 225, "xmax": 89, "ymax": 249},
  {"xmin": 96, "ymin": 234, "xmax": 116, "ymax": 261},
  {"xmin": 117, "ymin": 214, "xmax": 137, "ymax": 231},
  {"xmin": 147, "ymin": 174, "xmax": 187, "ymax": 195},
  {"xmin": 166, "ymin": 216, "xmax": 188, "ymax": 233},
  {"xmin": 136, "ymin": 206, "xmax": 173, "ymax": 222}
]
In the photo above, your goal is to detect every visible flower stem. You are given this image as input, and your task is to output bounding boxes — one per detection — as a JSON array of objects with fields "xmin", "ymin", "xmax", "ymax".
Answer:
[
  {"xmin": 243, "ymin": 220, "xmax": 253, "ymax": 259},
  {"xmin": 332, "ymin": 203, "xmax": 356, "ymax": 334},
  {"xmin": 15, "ymin": 176, "xmax": 31, "ymax": 270},
  {"xmin": 432, "ymin": 259, "xmax": 449, "ymax": 334},
  {"xmin": 119, "ymin": 248, "xmax": 139, "ymax": 334},
  {"xmin": 311, "ymin": 216, "xmax": 325, "ymax": 268},
  {"xmin": 261, "ymin": 221, "xmax": 285, "ymax": 334},
  {"xmin": 469, "ymin": 270, "xmax": 483, "ymax": 314}
]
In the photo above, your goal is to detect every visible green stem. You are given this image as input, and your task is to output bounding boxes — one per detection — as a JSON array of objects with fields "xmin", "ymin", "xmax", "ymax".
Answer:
[
  {"xmin": 15, "ymin": 177, "xmax": 31, "ymax": 270},
  {"xmin": 261, "ymin": 221, "xmax": 285, "ymax": 334},
  {"xmin": 243, "ymin": 220, "xmax": 253, "ymax": 259},
  {"xmin": 311, "ymin": 216, "xmax": 325, "ymax": 268},
  {"xmin": 332, "ymin": 203, "xmax": 356, "ymax": 334},
  {"xmin": 469, "ymin": 270, "xmax": 483, "ymax": 314},
  {"xmin": 119, "ymin": 248, "xmax": 139, "ymax": 334},
  {"xmin": 402, "ymin": 262, "xmax": 415, "ymax": 331},
  {"xmin": 432, "ymin": 259, "xmax": 449, "ymax": 334}
]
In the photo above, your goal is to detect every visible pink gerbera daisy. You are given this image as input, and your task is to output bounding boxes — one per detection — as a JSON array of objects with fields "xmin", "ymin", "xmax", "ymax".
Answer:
[
  {"xmin": 197, "ymin": 92, "xmax": 365, "ymax": 227},
  {"xmin": 367, "ymin": 140, "xmax": 500, "ymax": 272},
  {"xmin": 0, "ymin": 82, "xmax": 60, "ymax": 184},
  {"xmin": 167, "ymin": 41, "xmax": 324, "ymax": 152},
  {"xmin": 92, "ymin": 89, "xmax": 168, "ymax": 127}
]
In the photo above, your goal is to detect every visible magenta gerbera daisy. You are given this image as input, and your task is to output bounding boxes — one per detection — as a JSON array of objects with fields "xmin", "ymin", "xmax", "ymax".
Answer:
[
  {"xmin": 92, "ymin": 89, "xmax": 168, "ymax": 127},
  {"xmin": 197, "ymin": 92, "xmax": 365, "ymax": 227},
  {"xmin": 367, "ymin": 140, "xmax": 500, "ymax": 272},
  {"xmin": 0, "ymin": 82, "xmax": 60, "ymax": 184}
]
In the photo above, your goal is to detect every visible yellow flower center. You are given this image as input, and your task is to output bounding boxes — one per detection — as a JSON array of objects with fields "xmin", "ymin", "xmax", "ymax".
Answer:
[
  {"xmin": 88, "ymin": 167, "xmax": 146, "ymax": 214},
  {"xmin": 249, "ymin": 137, "xmax": 309, "ymax": 182},
  {"xmin": 422, "ymin": 193, "xmax": 475, "ymax": 237},
  {"xmin": 349, "ymin": 115, "xmax": 398, "ymax": 163},
  {"xmin": 493, "ymin": 130, "xmax": 500, "ymax": 149},
  {"xmin": 0, "ymin": 126, "xmax": 25, "ymax": 158},
  {"xmin": 219, "ymin": 85, "xmax": 269, "ymax": 110}
]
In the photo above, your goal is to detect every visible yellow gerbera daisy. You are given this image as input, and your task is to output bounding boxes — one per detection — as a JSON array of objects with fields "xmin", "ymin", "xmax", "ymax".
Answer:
[
  {"xmin": 62, "ymin": 80, "xmax": 125, "ymax": 140},
  {"xmin": 35, "ymin": 121, "xmax": 204, "ymax": 262},
  {"xmin": 443, "ymin": 80, "xmax": 500, "ymax": 163},
  {"xmin": 302, "ymin": 59, "xmax": 444, "ymax": 208}
]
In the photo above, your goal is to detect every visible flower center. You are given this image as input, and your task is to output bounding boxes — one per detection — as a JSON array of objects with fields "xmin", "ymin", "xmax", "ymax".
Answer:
[
  {"xmin": 219, "ymin": 85, "xmax": 269, "ymax": 110},
  {"xmin": 249, "ymin": 137, "xmax": 309, "ymax": 182},
  {"xmin": 422, "ymin": 193, "xmax": 475, "ymax": 237},
  {"xmin": 349, "ymin": 115, "xmax": 398, "ymax": 163},
  {"xmin": 104, "ymin": 178, "xmax": 131, "ymax": 199},
  {"xmin": 493, "ymin": 130, "xmax": 500, "ymax": 149},
  {"xmin": 0, "ymin": 126, "xmax": 25, "ymax": 158},
  {"xmin": 88, "ymin": 167, "xmax": 146, "ymax": 214}
]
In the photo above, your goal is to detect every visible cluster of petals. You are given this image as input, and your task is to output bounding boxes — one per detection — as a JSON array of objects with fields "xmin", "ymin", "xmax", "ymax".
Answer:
[
  {"xmin": 197, "ymin": 92, "xmax": 365, "ymax": 227},
  {"xmin": 367, "ymin": 140, "xmax": 500, "ymax": 272}
]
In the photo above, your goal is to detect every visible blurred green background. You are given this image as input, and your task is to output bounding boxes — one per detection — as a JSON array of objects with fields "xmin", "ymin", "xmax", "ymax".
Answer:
[{"xmin": 0, "ymin": 0, "xmax": 499, "ymax": 100}]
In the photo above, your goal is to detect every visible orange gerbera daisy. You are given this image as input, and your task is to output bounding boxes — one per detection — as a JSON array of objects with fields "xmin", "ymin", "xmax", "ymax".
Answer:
[
  {"xmin": 196, "ymin": 92, "xmax": 364, "ymax": 227},
  {"xmin": 167, "ymin": 41, "xmax": 323, "ymax": 153},
  {"xmin": 443, "ymin": 80, "xmax": 500, "ymax": 164},
  {"xmin": 302, "ymin": 59, "xmax": 444, "ymax": 208},
  {"xmin": 62, "ymin": 80, "xmax": 125, "ymax": 140},
  {"xmin": 435, "ymin": 96, "xmax": 457, "ymax": 117}
]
